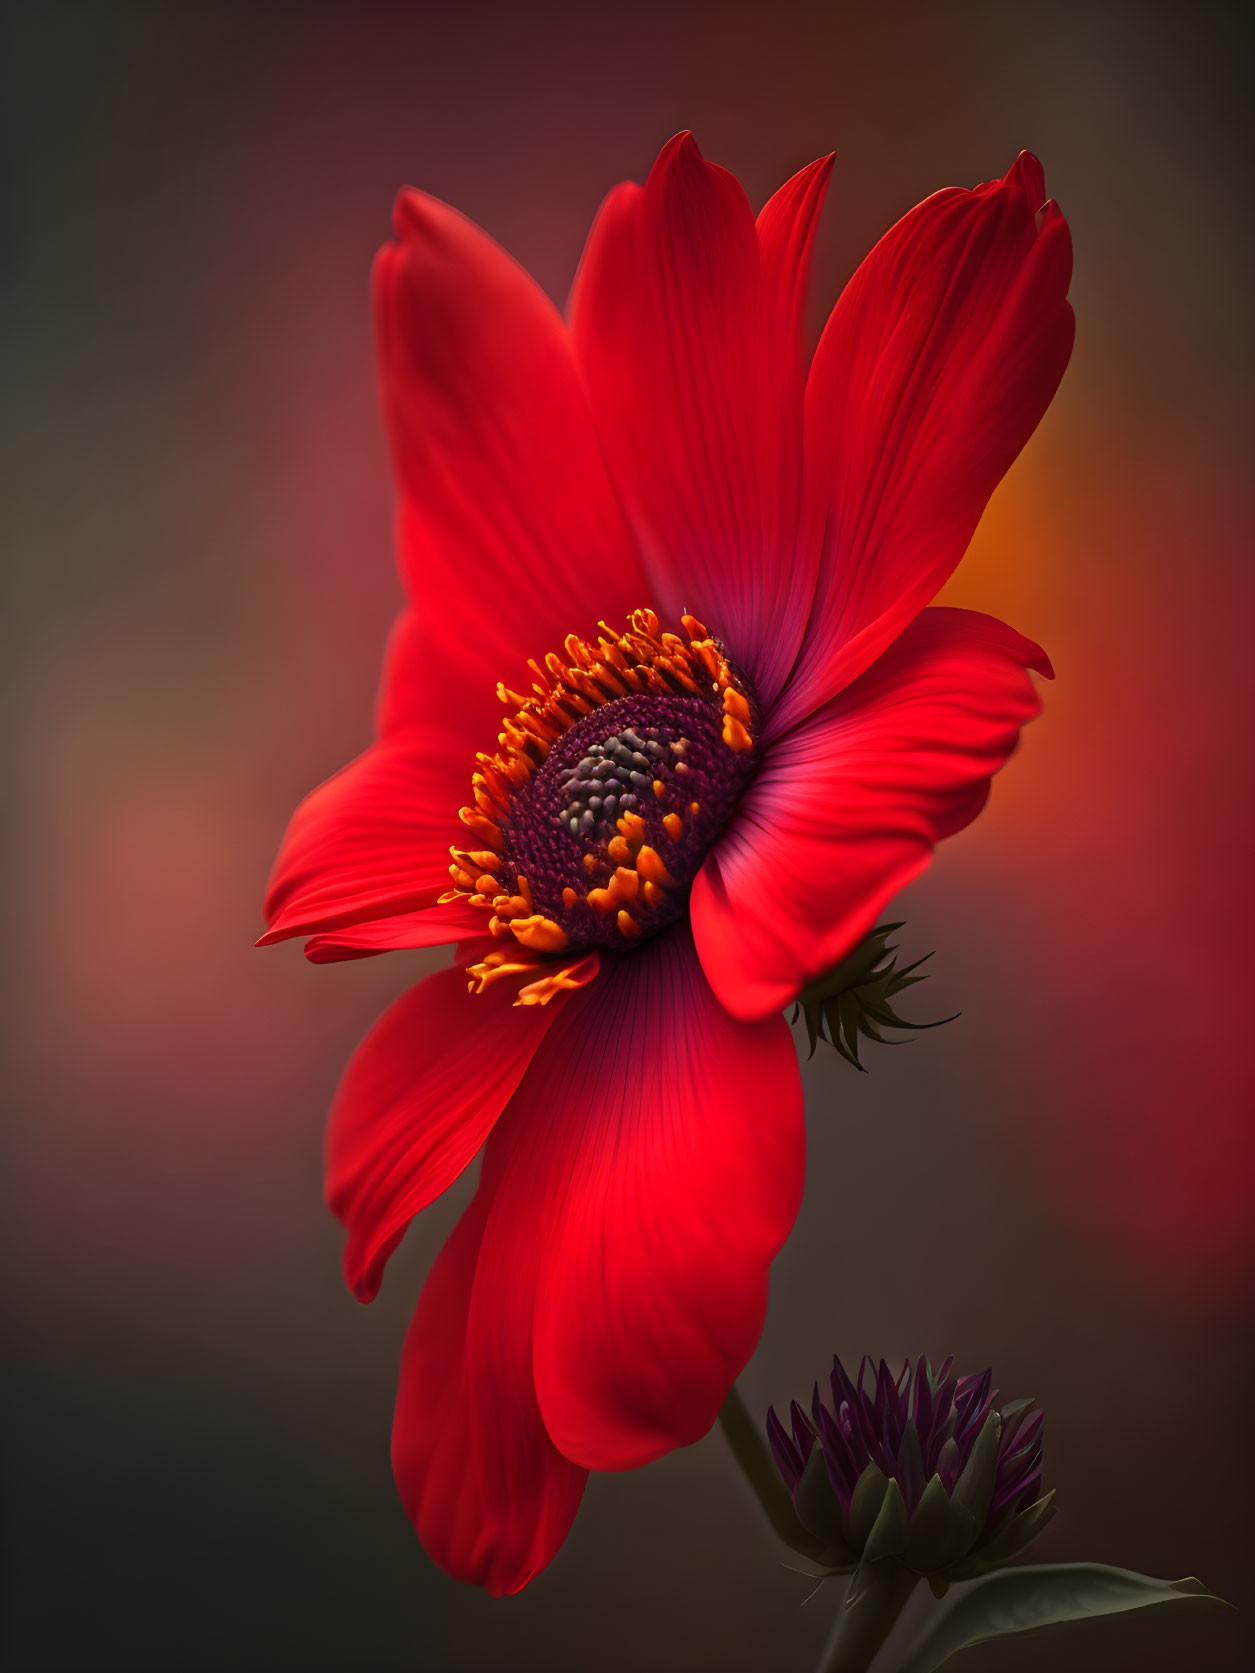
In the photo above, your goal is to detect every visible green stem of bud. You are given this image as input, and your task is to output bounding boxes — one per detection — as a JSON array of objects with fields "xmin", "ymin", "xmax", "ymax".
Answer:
[
  {"xmin": 717, "ymin": 1381, "xmax": 806, "ymax": 1550},
  {"xmin": 816, "ymin": 1562, "xmax": 918, "ymax": 1673}
]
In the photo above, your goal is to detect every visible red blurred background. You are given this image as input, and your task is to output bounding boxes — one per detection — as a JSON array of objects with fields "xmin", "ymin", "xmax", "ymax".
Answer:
[{"xmin": 4, "ymin": 3, "xmax": 1251, "ymax": 1670}]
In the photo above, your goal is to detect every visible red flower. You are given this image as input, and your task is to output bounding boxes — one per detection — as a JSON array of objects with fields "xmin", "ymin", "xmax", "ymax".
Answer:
[{"xmin": 261, "ymin": 135, "xmax": 1072, "ymax": 1594}]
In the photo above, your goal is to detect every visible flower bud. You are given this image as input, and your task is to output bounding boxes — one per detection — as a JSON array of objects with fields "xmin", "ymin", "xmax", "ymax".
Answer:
[{"xmin": 767, "ymin": 1355, "xmax": 1054, "ymax": 1590}]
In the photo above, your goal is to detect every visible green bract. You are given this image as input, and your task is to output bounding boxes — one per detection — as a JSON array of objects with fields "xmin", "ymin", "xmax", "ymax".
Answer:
[{"xmin": 793, "ymin": 924, "xmax": 954, "ymax": 1068}]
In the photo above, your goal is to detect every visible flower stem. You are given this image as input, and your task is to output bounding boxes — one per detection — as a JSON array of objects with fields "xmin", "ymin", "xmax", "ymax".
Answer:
[
  {"xmin": 815, "ymin": 1563, "xmax": 918, "ymax": 1673},
  {"xmin": 718, "ymin": 1382, "xmax": 808, "ymax": 1549}
]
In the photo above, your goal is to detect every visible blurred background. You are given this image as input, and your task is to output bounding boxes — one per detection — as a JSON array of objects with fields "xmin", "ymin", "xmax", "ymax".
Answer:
[{"xmin": 3, "ymin": 2, "xmax": 1252, "ymax": 1669}]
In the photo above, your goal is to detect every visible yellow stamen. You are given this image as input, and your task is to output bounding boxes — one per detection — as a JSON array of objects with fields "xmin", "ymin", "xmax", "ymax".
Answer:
[
  {"xmin": 458, "ymin": 807, "xmax": 503, "ymax": 850},
  {"xmin": 510, "ymin": 915, "xmax": 569, "ymax": 953},
  {"xmin": 722, "ymin": 686, "xmax": 752, "ymax": 725},
  {"xmin": 635, "ymin": 845, "xmax": 676, "ymax": 888},
  {"xmin": 611, "ymin": 865, "xmax": 640, "ymax": 901},
  {"xmin": 617, "ymin": 811, "xmax": 647, "ymax": 845},
  {"xmin": 466, "ymin": 949, "xmax": 537, "ymax": 993},
  {"xmin": 722, "ymin": 714, "xmax": 753, "ymax": 753},
  {"xmin": 516, "ymin": 952, "xmax": 601, "ymax": 1007},
  {"xmin": 586, "ymin": 868, "xmax": 638, "ymax": 915}
]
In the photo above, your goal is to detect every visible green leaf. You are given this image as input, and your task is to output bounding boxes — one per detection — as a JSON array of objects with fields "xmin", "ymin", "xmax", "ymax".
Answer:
[{"xmin": 896, "ymin": 1562, "xmax": 1228, "ymax": 1673}]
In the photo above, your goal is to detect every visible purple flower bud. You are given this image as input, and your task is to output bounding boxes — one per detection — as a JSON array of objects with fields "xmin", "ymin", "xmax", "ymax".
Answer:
[{"xmin": 767, "ymin": 1355, "xmax": 1054, "ymax": 1583}]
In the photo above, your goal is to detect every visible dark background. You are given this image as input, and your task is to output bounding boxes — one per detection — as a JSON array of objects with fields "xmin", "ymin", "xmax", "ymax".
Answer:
[{"xmin": 3, "ymin": 3, "xmax": 1252, "ymax": 1670}]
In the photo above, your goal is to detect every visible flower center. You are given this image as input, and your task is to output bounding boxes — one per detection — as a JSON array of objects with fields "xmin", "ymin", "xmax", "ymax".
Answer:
[{"xmin": 443, "ymin": 609, "xmax": 759, "ymax": 992}]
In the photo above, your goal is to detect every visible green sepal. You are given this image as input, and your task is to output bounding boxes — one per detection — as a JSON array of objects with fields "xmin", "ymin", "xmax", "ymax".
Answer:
[
  {"xmin": 903, "ymin": 1474, "xmax": 979, "ymax": 1573},
  {"xmin": 794, "ymin": 922, "xmax": 957, "ymax": 1069},
  {"xmin": 795, "ymin": 1444, "xmax": 853, "ymax": 1558},
  {"xmin": 847, "ymin": 1485, "xmax": 910, "ymax": 1612},
  {"xmin": 896, "ymin": 1562, "xmax": 1229, "ymax": 1673},
  {"xmin": 807, "ymin": 923, "xmax": 905, "ymax": 996},
  {"xmin": 951, "ymin": 1410, "xmax": 1001, "ymax": 1528},
  {"xmin": 716, "ymin": 1386, "xmax": 833, "ymax": 1567},
  {"xmin": 861, "ymin": 1478, "xmax": 910, "ymax": 1564},
  {"xmin": 969, "ymin": 1490, "xmax": 1057, "ymax": 1568},
  {"xmin": 846, "ymin": 1463, "xmax": 891, "ymax": 1550},
  {"xmin": 934, "ymin": 1436, "xmax": 960, "ymax": 1481}
]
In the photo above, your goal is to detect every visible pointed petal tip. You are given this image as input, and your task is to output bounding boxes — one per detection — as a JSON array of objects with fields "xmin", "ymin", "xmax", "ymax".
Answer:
[
  {"xmin": 789, "ymin": 150, "xmax": 836, "ymax": 187},
  {"xmin": 1004, "ymin": 149, "xmax": 1047, "ymax": 207},
  {"xmin": 346, "ymin": 1265, "xmax": 381, "ymax": 1306},
  {"xmin": 390, "ymin": 185, "xmax": 438, "ymax": 239},
  {"xmin": 1027, "ymin": 640, "xmax": 1055, "ymax": 680},
  {"xmin": 653, "ymin": 129, "xmax": 701, "ymax": 176},
  {"xmin": 810, "ymin": 151, "xmax": 837, "ymax": 187}
]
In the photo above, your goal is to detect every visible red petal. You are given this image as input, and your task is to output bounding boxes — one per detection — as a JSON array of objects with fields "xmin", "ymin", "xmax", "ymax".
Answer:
[
  {"xmin": 259, "ymin": 730, "xmax": 470, "ymax": 945},
  {"xmin": 303, "ymin": 904, "xmax": 482, "ymax": 963},
  {"xmin": 772, "ymin": 152, "xmax": 1073, "ymax": 735},
  {"xmin": 391, "ymin": 1178, "xmax": 587, "ymax": 1595},
  {"xmin": 370, "ymin": 607, "xmax": 468, "ymax": 742},
  {"xmin": 757, "ymin": 152, "xmax": 835, "ymax": 391},
  {"xmin": 520, "ymin": 924, "xmax": 805, "ymax": 1470},
  {"xmin": 327, "ymin": 950, "xmax": 572, "ymax": 1302},
  {"xmin": 388, "ymin": 926, "xmax": 801, "ymax": 1586},
  {"xmin": 374, "ymin": 189, "xmax": 645, "ymax": 734},
  {"xmin": 570, "ymin": 133, "xmax": 816, "ymax": 706},
  {"xmin": 692, "ymin": 608, "xmax": 1052, "ymax": 1019}
]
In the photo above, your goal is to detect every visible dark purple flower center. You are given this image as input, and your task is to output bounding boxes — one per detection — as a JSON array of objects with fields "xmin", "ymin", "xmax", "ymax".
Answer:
[
  {"xmin": 503, "ymin": 691, "xmax": 756, "ymax": 950},
  {"xmin": 443, "ymin": 609, "xmax": 760, "ymax": 970}
]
